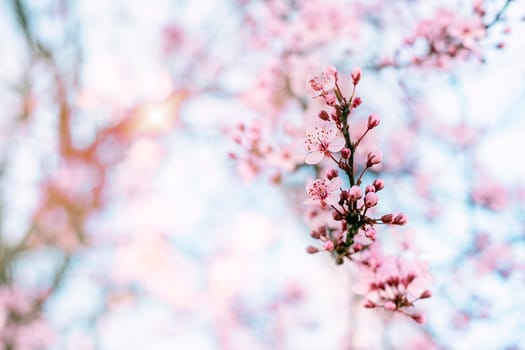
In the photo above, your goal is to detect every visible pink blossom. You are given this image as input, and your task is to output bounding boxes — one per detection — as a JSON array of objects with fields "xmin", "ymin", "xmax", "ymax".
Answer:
[
  {"xmin": 306, "ymin": 65, "xmax": 338, "ymax": 97},
  {"xmin": 304, "ymin": 177, "xmax": 342, "ymax": 207},
  {"xmin": 304, "ymin": 122, "xmax": 345, "ymax": 164}
]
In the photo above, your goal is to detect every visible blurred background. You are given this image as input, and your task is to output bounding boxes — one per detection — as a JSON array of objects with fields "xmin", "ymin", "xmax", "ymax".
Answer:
[{"xmin": 1, "ymin": 0, "xmax": 525, "ymax": 349}]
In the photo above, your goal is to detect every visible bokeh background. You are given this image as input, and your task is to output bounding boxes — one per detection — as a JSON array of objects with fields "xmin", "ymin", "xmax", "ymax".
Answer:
[{"xmin": 1, "ymin": 0, "xmax": 525, "ymax": 349}]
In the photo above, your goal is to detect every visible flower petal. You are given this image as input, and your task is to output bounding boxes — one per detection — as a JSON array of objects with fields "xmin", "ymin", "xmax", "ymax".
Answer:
[{"xmin": 305, "ymin": 151, "xmax": 324, "ymax": 165}]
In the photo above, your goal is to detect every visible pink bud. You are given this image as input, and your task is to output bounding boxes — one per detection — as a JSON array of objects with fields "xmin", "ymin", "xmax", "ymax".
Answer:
[
  {"xmin": 367, "ymin": 151, "xmax": 382, "ymax": 167},
  {"xmin": 381, "ymin": 214, "xmax": 393, "ymax": 223},
  {"xmin": 365, "ymin": 185, "xmax": 375, "ymax": 194},
  {"xmin": 341, "ymin": 148, "xmax": 351, "ymax": 159},
  {"xmin": 318, "ymin": 110, "xmax": 330, "ymax": 121},
  {"xmin": 363, "ymin": 299, "xmax": 376, "ymax": 308},
  {"xmin": 384, "ymin": 301, "xmax": 396, "ymax": 311},
  {"xmin": 412, "ymin": 314, "xmax": 425, "ymax": 324},
  {"xmin": 310, "ymin": 230, "xmax": 321, "ymax": 239},
  {"xmin": 365, "ymin": 227, "xmax": 376, "ymax": 240},
  {"xmin": 351, "ymin": 96, "xmax": 362, "ymax": 108},
  {"xmin": 353, "ymin": 243, "xmax": 362, "ymax": 252},
  {"xmin": 324, "ymin": 93, "xmax": 337, "ymax": 106},
  {"xmin": 373, "ymin": 179, "xmax": 384, "ymax": 191},
  {"xmin": 420, "ymin": 290, "xmax": 432, "ymax": 299},
  {"xmin": 349, "ymin": 185, "xmax": 363, "ymax": 201},
  {"xmin": 393, "ymin": 213, "xmax": 408, "ymax": 225},
  {"xmin": 365, "ymin": 192, "xmax": 378, "ymax": 207},
  {"xmin": 323, "ymin": 240, "xmax": 335, "ymax": 252},
  {"xmin": 367, "ymin": 113, "xmax": 380, "ymax": 129},
  {"xmin": 326, "ymin": 168, "xmax": 338, "ymax": 180},
  {"xmin": 351, "ymin": 67, "xmax": 361, "ymax": 85},
  {"xmin": 306, "ymin": 246, "xmax": 319, "ymax": 254}
]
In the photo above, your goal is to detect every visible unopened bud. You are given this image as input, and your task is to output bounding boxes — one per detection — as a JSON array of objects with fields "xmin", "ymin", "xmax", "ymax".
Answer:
[
  {"xmin": 393, "ymin": 213, "xmax": 408, "ymax": 225},
  {"xmin": 341, "ymin": 148, "xmax": 351, "ymax": 159},
  {"xmin": 306, "ymin": 246, "xmax": 319, "ymax": 254},
  {"xmin": 373, "ymin": 179, "xmax": 384, "ymax": 191},
  {"xmin": 367, "ymin": 113, "xmax": 380, "ymax": 129},
  {"xmin": 365, "ymin": 192, "xmax": 378, "ymax": 207},
  {"xmin": 420, "ymin": 290, "xmax": 432, "ymax": 299},
  {"xmin": 351, "ymin": 67, "xmax": 361, "ymax": 85},
  {"xmin": 326, "ymin": 168, "xmax": 338, "ymax": 180},
  {"xmin": 349, "ymin": 185, "xmax": 363, "ymax": 201},
  {"xmin": 365, "ymin": 227, "xmax": 376, "ymax": 240},
  {"xmin": 310, "ymin": 230, "xmax": 321, "ymax": 239},
  {"xmin": 365, "ymin": 185, "xmax": 376, "ymax": 194},
  {"xmin": 381, "ymin": 214, "xmax": 393, "ymax": 223},
  {"xmin": 318, "ymin": 110, "xmax": 330, "ymax": 121},
  {"xmin": 384, "ymin": 301, "xmax": 396, "ymax": 311},
  {"xmin": 367, "ymin": 151, "xmax": 382, "ymax": 167},
  {"xmin": 412, "ymin": 314, "xmax": 425, "ymax": 324},
  {"xmin": 323, "ymin": 240, "xmax": 335, "ymax": 252},
  {"xmin": 324, "ymin": 93, "xmax": 337, "ymax": 106},
  {"xmin": 351, "ymin": 96, "xmax": 362, "ymax": 108}
]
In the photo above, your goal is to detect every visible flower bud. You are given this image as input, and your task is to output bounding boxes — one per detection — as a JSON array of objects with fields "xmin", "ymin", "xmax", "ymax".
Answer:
[
  {"xmin": 326, "ymin": 168, "xmax": 338, "ymax": 180},
  {"xmin": 353, "ymin": 243, "xmax": 362, "ymax": 252},
  {"xmin": 412, "ymin": 314, "xmax": 425, "ymax": 324},
  {"xmin": 367, "ymin": 113, "xmax": 380, "ymax": 129},
  {"xmin": 365, "ymin": 192, "xmax": 378, "ymax": 207},
  {"xmin": 365, "ymin": 185, "xmax": 376, "ymax": 194},
  {"xmin": 351, "ymin": 96, "xmax": 362, "ymax": 108},
  {"xmin": 420, "ymin": 290, "xmax": 432, "ymax": 299},
  {"xmin": 365, "ymin": 227, "xmax": 376, "ymax": 240},
  {"xmin": 393, "ymin": 213, "xmax": 408, "ymax": 225},
  {"xmin": 341, "ymin": 148, "xmax": 351, "ymax": 159},
  {"xmin": 323, "ymin": 240, "xmax": 335, "ymax": 252},
  {"xmin": 310, "ymin": 230, "xmax": 321, "ymax": 239},
  {"xmin": 373, "ymin": 179, "xmax": 384, "ymax": 191},
  {"xmin": 349, "ymin": 185, "xmax": 363, "ymax": 201},
  {"xmin": 351, "ymin": 67, "xmax": 361, "ymax": 85},
  {"xmin": 367, "ymin": 151, "xmax": 382, "ymax": 167},
  {"xmin": 381, "ymin": 214, "xmax": 393, "ymax": 223},
  {"xmin": 306, "ymin": 246, "xmax": 319, "ymax": 254},
  {"xmin": 318, "ymin": 110, "xmax": 330, "ymax": 121},
  {"xmin": 324, "ymin": 93, "xmax": 337, "ymax": 106},
  {"xmin": 384, "ymin": 301, "xmax": 396, "ymax": 311}
]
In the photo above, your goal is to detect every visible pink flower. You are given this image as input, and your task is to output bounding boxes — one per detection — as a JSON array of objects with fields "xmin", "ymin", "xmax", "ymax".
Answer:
[
  {"xmin": 306, "ymin": 65, "xmax": 338, "ymax": 97},
  {"xmin": 304, "ymin": 122, "xmax": 345, "ymax": 164},
  {"xmin": 304, "ymin": 177, "xmax": 342, "ymax": 207}
]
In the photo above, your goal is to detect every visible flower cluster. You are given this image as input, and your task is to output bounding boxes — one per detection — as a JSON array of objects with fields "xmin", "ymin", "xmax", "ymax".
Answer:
[
  {"xmin": 303, "ymin": 66, "xmax": 430, "ymax": 321},
  {"xmin": 404, "ymin": 7, "xmax": 486, "ymax": 67}
]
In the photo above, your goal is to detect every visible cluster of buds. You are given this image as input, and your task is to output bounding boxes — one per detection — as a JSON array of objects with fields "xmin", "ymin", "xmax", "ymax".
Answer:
[{"xmin": 303, "ymin": 66, "xmax": 429, "ymax": 321}]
